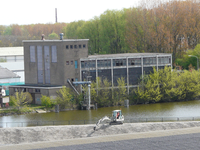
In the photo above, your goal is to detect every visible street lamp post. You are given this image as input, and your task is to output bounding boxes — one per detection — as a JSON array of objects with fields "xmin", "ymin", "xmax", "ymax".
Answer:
[{"xmin": 189, "ymin": 55, "xmax": 199, "ymax": 71}]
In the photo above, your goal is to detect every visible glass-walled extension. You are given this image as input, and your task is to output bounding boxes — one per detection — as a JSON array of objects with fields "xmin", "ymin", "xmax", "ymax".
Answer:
[{"xmin": 80, "ymin": 53, "xmax": 172, "ymax": 93}]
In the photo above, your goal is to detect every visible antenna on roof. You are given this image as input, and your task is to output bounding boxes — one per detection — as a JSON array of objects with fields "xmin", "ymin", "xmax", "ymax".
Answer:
[{"xmin": 55, "ymin": 8, "xmax": 57, "ymax": 23}]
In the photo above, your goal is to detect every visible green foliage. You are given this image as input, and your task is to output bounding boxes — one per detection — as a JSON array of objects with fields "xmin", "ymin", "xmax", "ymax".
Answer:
[
  {"xmin": 55, "ymin": 86, "xmax": 73, "ymax": 110},
  {"xmin": 9, "ymin": 91, "xmax": 31, "ymax": 111},
  {"xmin": 113, "ymin": 77, "xmax": 127, "ymax": 105},
  {"xmin": 132, "ymin": 66, "xmax": 200, "ymax": 104},
  {"xmin": 48, "ymin": 32, "xmax": 59, "ymax": 39},
  {"xmin": 98, "ymin": 78, "xmax": 112, "ymax": 107},
  {"xmin": 175, "ymin": 44, "xmax": 200, "ymax": 70},
  {"xmin": 63, "ymin": 10, "xmax": 129, "ymax": 55},
  {"xmin": 3, "ymin": 26, "xmax": 12, "ymax": 35},
  {"xmin": 41, "ymin": 95, "xmax": 55, "ymax": 110},
  {"xmin": 83, "ymin": 76, "xmax": 128, "ymax": 107}
]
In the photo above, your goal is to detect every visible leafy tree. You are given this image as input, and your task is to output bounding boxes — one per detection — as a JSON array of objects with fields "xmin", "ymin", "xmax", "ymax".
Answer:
[
  {"xmin": 48, "ymin": 32, "xmax": 59, "ymax": 39},
  {"xmin": 98, "ymin": 78, "xmax": 112, "ymax": 107},
  {"xmin": 55, "ymin": 86, "xmax": 73, "ymax": 110},
  {"xmin": 175, "ymin": 69, "xmax": 200, "ymax": 100},
  {"xmin": 3, "ymin": 26, "xmax": 12, "ymax": 35},
  {"xmin": 9, "ymin": 92, "xmax": 31, "ymax": 111},
  {"xmin": 41, "ymin": 95, "xmax": 55, "ymax": 110},
  {"xmin": 113, "ymin": 77, "xmax": 127, "ymax": 105}
]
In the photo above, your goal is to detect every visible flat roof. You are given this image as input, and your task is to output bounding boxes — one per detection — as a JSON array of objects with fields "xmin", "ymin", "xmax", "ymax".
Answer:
[
  {"xmin": 9, "ymin": 84, "xmax": 64, "ymax": 89},
  {"xmin": 23, "ymin": 39, "xmax": 89, "ymax": 43},
  {"xmin": 81, "ymin": 53, "xmax": 171, "ymax": 59},
  {"xmin": 0, "ymin": 47, "xmax": 23, "ymax": 56}
]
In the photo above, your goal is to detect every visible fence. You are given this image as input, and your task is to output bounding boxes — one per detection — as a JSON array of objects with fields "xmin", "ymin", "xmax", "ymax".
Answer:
[{"xmin": 1, "ymin": 117, "xmax": 200, "ymax": 128}]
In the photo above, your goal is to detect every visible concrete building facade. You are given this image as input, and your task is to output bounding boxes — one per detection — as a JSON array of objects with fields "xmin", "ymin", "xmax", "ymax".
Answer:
[
  {"xmin": 80, "ymin": 53, "xmax": 172, "ymax": 93},
  {"xmin": 23, "ymin": 39, "xmax": 89, "ymax": 86}
]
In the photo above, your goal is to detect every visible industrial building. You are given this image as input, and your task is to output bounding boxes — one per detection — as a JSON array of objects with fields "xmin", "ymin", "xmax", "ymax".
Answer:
[
  {"xmin": 9, "ymin": 35, "xmax": 172, "ymax": 104},
  {"xmin": 0, "ymin": 47, "xmax": 24, "ymax": 95}
]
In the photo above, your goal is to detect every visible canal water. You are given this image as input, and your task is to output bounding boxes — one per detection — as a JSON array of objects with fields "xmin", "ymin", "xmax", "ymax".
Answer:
[{"xmin": 1, "ymin": 100, "xmax": 200, "ymax": 127}]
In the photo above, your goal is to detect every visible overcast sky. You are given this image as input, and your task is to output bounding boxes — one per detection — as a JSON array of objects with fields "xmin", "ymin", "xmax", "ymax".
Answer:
[{"xmin": 1, "ymin": 0, "xmax": 140, "ymax": 26}]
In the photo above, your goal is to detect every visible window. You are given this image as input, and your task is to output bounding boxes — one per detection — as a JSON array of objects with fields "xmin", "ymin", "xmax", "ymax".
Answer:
[
  {"xmin": 75, "ymin": 78, "xmax": 78, "ymax": 81},
  {"xmin": 30, "ymin": 46, "xmax": 35, "ymax": 62},
  {"xmin": 143, "ymin": 58, "xmax": 149, "ymax": 65},
  {"xmin": 89, "ymin": 60, "xmax": 96, "ymax": 68},
  {"xmin": 83, "ymin": 44, "xmax": 86, "ymax": 48},
  {"xmin": 113, "ymin": 59, "xmax": 126, "ymax": 66},
  {"xmin": 97, "ymin": 60, "xmax": 104, "ymax": 67},
  {"xmin": 71, "ymin": 61, "xmax": 73, "ymax": 65},
  {"xmin": 81, "ymin": 61, "xmax": 85, "ymax": 68},
  {"xmin": 37, "ymin": 46, "xmax": 43, "ymax": 84},
  {"xmin": 66, "ymin": 45, "xmax": 69, "ymax": 49},
  {"xmin": 74, "ymin": 45, "xmax": 77, "ymax": 49},
  {"xmin": 79, "ymin": 45, "xmax": 82, "ymax": 48},
  {"xmin": 70, "ymin": 45, "xmax": 73, "ymax": 49},
  {"xmin": 45, "ymin": 46, "xmax": 50, "ymax": 84},
  {"xmin": 52, "ymin": 46, "xmax": 57, "ymax": 62},
  {"xmin": 75, "ymin": 60, "xmax": 78, "ymax": 69},
  {"xmin": 35, "ymin": 89, "xmax": 40, "ymax": 93},
  {"xmin": 158, "ymin": 57, "xmax": 165, "ymax": 64},
  {"xmin": 71, "ymin": 78, "xmax": 74, "ymax": 82},
  {"xmin": 66, "ymin": 61, "xmax": 69, "ymax": 65}
]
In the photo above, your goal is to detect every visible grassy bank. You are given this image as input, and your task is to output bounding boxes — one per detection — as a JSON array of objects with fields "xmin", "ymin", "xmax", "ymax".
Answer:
[{"xmin": 0, "ymin": 105, "xmax": 45, "ymax": 116}]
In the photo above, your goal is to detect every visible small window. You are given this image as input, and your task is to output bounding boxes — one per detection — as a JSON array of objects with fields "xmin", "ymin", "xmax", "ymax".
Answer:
[
  {"xmin": 70, "ymin": 45, "xmax": 73, "ymax": 49},
  {"xmin": 35, "ymin": 89, "xmax": 40, "ymax": 93},
  {"xmin": 66, "ymin": 61, "xmax": 69, "ymax": 65},
  {"xmin": 81, "ymin": 61, "xmax": 85, "ymax": 68},
  {"xmin": 83, "ymin": 44, "xmax": 86, "ymax": 48},
  {"xmin": 71, "ymin": 61, "xmax": 73, "ymax": 65},
  {"xmin": 66, "ymin": 45, "xmax": 69, "ymax": 49},
  {"xmin": 75, "ymin": 60, "xmax": 78, "ymax": 69},
  {"xmin": 52, "ymin": 45, "xmax": 57, "ymax": 62},
  {"xmin": 79, "ymin": 45, "xmax": 82, "ymax": 48},
  {"xmin": 75, "ymin": 78, "xmax": 78, "ymax": 81},
  {"xmin": 30, "ymin": 46, "xmax": 35, "ymax": 62},
  {"xmin": 74, "ymin": 45, "xmax": 77, "ymax": 49},
  {"xmin": 71, "ymin": 78, "xmax": 74, "ymax": 82}
]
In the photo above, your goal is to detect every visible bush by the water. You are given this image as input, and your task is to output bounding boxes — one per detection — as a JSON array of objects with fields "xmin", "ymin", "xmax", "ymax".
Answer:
[{"xmin": 132, "ymin": 66, "xmax": 200, "ymax": 104}]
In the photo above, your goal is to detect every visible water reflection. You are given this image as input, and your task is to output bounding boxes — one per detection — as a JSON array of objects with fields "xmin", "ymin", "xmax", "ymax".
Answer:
[{"xmin": 1, "ymin": 100, "xmax": 200, "ymax": 127}]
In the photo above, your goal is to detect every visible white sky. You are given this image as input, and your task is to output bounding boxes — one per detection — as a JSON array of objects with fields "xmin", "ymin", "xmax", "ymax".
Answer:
[{"xmin": 1, "ymin": 0, "xmax": 140, "ymax": 26}]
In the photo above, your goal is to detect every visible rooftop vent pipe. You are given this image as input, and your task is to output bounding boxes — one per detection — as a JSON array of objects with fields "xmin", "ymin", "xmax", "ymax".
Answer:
[
  {"xmin": 41, "ymin": 34, "xmax": 45, "ymax": 40},
  {"xmin": 60, "ymin": 33, "xmax": 64, "ymax": 40}
]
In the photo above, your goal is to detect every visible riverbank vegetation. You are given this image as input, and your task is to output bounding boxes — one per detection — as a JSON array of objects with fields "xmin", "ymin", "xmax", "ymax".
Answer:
[
  {"xmin": 132, "ymin": 66, "xmax": 200, "ymax": 104},
  {"xmin": 2, "ymin": 66, "xmax": 200, "ymax": 114}
]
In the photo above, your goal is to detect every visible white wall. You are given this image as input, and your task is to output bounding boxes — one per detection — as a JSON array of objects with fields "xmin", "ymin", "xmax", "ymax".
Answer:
[{"xmin": 0, "ymin": 61, "xmax": 24, "ymax": 82}]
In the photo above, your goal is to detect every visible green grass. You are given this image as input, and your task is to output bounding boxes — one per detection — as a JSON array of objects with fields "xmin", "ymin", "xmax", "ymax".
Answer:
[{"xmin": 0, "ymin": 105, "xmax": 46, "ymax": 115}]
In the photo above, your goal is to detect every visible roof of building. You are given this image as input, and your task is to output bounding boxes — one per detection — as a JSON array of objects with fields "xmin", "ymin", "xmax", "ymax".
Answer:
[
  {"xmin": 9, "ymin": 84, "xmax": 63, "ymax": 89},
  {"xmin": 23, "ymin": 39, "xmax": 89, "ymax": 43},
  {"xmin": 81, "ymin": 53, "xmax": 171, "ymax": 60},
  {"xmin": 0, "ymin": 66, "xmax": 20, "ymax": 79},
  {"xmin": 0, "ymin": 47, "xmax": 23, "ymax": 56}
]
